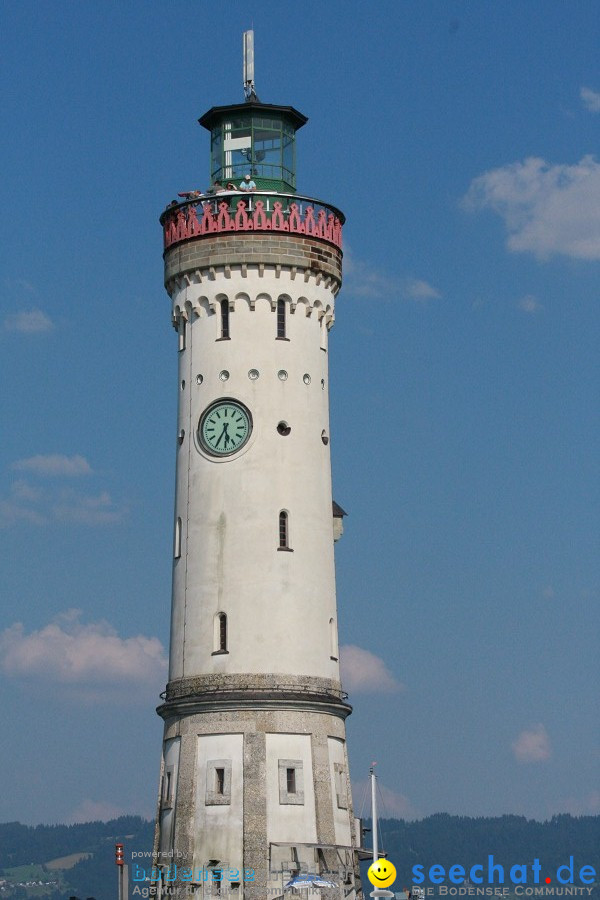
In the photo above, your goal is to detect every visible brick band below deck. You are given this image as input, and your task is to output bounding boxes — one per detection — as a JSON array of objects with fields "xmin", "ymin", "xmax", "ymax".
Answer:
[{"xmin": 164, "ymin": 233, "xmax": 343, "ymax": 289}]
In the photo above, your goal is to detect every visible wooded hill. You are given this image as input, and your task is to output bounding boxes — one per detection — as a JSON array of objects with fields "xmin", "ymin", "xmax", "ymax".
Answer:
[
  {"xmin": 0, "ymin": 814, "xmax": 597, "ymax": 900},
  {"xmin": 374, "ymin": 814, "xmax": 599, "ymax": 889}
]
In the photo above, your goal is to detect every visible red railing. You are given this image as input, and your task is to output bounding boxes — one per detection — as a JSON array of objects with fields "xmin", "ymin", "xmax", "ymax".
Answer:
[{"xmin": 161, "ymin": 192, "xmax": 344, "ymax": 251}]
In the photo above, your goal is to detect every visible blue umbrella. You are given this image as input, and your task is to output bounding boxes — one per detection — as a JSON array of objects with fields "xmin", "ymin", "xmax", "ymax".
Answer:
[{"xmin": 285, "ymin": 873, "xmax": 338, "ymax": 890}]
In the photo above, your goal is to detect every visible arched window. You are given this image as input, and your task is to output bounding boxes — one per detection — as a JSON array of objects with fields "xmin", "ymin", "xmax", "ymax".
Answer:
[
  {"xmin": 220, "ymin": 299, "xmax": 230, "ymax": 339},
  {"xmin": 278, "ymin": 510, "xmax": 290, "ymax": 550},
  {"xmin": 276, "ymin": 298, "xmax": 286, "ymax": 339},
  {"xmin": 213, "ymin": 612, "xmax": 228, "ymax": 653},
  {"xmin": 219, "ymin": 613, "xmax": 227, "ymax": 651}
]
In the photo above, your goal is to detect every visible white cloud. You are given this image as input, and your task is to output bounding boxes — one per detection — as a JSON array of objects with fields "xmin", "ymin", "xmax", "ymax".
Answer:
[
  {"xmin": 68, "ymin": 799, "xmax": 130, "ymax": 824},
  {"xmin": 3, "ymin": 278, "xmax": 37, "ymax": 294},
  {"xmin": 343, "ymin": 247, "xmax": 441, "ymax": 303},
  {"xmin": 583, "ymin": 790, "xmax": 600, "ymax": 814},
  {"xmin": 4, "ymin": 309, "xmax": 54, "ymax": 333},
  {"xmin": 0, "ymin": 462, "xmax": 126, "ymax": 527},
  {"xmin": 560, "ymin": 790, "xmax": 600, "ymax": 816},
  {"xmin": 0, "ymin": 480, "xmax": 49, "ymax": 525},
  {"xmin": 518, "ymin": 294, "xmax": 543, "ymax": 314},
  {"xmin": 15, "ymin": 279, "xmax": 37, "ymax": 294},
  {"xmin": 0, "ymin": 496, "xmax": 47, "ymax": 526},
  {"xmin": 580, "ymin": 87, "xmax": 600, "ymax": 114},
  {"xmin": 0, "ymin": 490, "xmax": 126, "ymax": 527},
  {"xmin": 11, "ymin": 479, "xmax": 43, "ymax": 502},
  {"xmin": 403, "ymin": 278, "xmax": 442, "ymax": 301},
  {"xmin": 351, "ymin": 777, "xmax": 418, "ymax": 819},
  {"xmin": 340, "ymin": 645, "xmax": 403, "ymax": 693},
  {"xmin": 0, "ymin": 610, "xmax": 168, "ymax": 687},
  {"xmin": 343, "ymin": 247, "xmax": 399, "ymax": 298},
  {"xmin": 52, "ymin": 489, "xmax": 124, "ymax": 525},
  {"xmin": 12, "ymin": 454, "xmax": 93, "ymax": 477},
  {"xmin": 511, "ymin": 723, "xmax": 552, "ymax": 763},
  {"xmin": 463, "ymin": 155, "xmax": 600, "ymax": 260}
]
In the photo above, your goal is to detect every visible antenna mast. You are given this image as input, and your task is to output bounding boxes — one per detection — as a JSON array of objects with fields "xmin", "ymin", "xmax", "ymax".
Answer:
[{"xmin": 243, "ymin": 30, "xmax": 258, "ymax": 101}]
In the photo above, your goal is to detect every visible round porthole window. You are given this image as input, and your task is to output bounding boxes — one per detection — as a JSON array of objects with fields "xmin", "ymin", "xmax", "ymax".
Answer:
[
  {"xmin": 278, "ymin": 369, "xmax": 288, "ymax": 381},
  {"xmin": 248, "ymin": 369, "xmax": 259, "ymax": 381},
  {"xmin": 277, "ymin": 421, "xmax": 291, "ymax": 436},
  {"xmin": 196, "ymin": 374, "xmax": 203, "ymax": 385},
  {"xmin": 219, "ymin": 370, "xmax": 230, "ymax": 382},
  {"xmin": 303, "ymin": 373, "xmax": 311, "ymax": 385}
]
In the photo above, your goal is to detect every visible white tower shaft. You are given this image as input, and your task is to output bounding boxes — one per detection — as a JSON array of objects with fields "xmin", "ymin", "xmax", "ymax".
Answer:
[{"xmin": 153, "ymin": 97, "xmax": 360, "ymax": 900}]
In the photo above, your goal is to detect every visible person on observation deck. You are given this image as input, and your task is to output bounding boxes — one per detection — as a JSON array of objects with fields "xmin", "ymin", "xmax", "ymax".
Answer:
[
  {"xmin": 239, "ymin": 173, "xmax": 257, "ymax": 191},
  {"xmin": 178, "ymin": 189, "xmax": 203, "ymax": 200}
]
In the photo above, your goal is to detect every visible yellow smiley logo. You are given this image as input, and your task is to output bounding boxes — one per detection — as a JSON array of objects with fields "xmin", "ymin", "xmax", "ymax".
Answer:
[{"xmin": 367, "ymin": 859, "xmax": 397, "ymax": 888}]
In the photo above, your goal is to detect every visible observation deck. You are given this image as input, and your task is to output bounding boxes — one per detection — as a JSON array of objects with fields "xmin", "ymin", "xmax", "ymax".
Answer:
[{"xmin": 160, "ymin": 191, "xmax": 345, "ymax": 253}]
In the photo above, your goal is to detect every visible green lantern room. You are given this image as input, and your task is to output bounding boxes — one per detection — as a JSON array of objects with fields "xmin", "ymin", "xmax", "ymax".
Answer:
[{"xmin": 199, "ymin": 101, "xmax": 308, "ymax": 194}]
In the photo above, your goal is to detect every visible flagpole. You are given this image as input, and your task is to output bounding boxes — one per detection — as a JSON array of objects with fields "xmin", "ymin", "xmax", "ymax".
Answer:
[{"xmin": 370, "ymin": 765, "xmax": 378, "ymax": 862}]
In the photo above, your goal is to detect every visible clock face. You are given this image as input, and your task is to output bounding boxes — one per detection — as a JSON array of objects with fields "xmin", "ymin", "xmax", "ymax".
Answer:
[{"xmin": 199, "ymin": 400, "xmax": 252, "ymax": 456}]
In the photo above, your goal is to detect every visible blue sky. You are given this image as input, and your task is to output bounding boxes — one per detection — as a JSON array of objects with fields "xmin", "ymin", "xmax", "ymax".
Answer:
[{"xmin": 1, "ymin": 1, "xmax": 598, "ymax": 825}]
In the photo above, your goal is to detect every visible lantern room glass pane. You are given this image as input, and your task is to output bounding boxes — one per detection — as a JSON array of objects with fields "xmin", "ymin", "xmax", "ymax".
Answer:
[
  {"xmin": 211, "ymin": 127, "xmax": 223, "ymax": 181},
  {"xmin": 252, "ymin": 126, "xmax": 281, "ymax": 179},
  {"xmin": 208, "ymin": 112, "xmax": 298, "ymax": 191},
  {"xmin": 282, "ymin": 132, "xmax": 293, "ymax": 182}
]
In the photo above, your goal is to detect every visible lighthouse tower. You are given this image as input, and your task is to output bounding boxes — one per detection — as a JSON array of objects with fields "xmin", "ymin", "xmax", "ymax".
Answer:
[{"xmin": 153, "ymin": 36, "xmax": 361, "ymax": 900}]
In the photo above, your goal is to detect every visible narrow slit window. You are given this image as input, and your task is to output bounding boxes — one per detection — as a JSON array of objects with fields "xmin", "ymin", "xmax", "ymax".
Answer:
[
  {"xmin": 286, "ymin": 768, "xmax": 296, "ymax": 794},
  {"xmin": 278, "ymin": 759, "xmax": 304, "ymax": 804},
  {"xmin": 174, "ymin": 517, "xmax": 182, "ymax": 559},
  {"xmin": 276, "ymin": 299, "xmax": 286, "ymax": 338},
  {"xmin": 220, "ymin": 299, "xmax": 230, "ymax": 339},
  {"xmin": 279, "ymin": 511, "xmax": 289, "ymax": 549},
  {"xmin": 329, "ymin": 617, "xmax": 338, "ymax": 660},
  {"xmin": 334, "ymin": 763, "xmax": 347, "ymax": 809},
  {"xmin": 164, "ymin": 771, "xmax": 172, "ymax": 804},
  {"xmin": 178, "ymin": 318, "xmax": 186, "ymax": 351},
  {"xmin": 219, "ymin": 613, "xmax": 227, "ymax": 651},
  {"xmin": 206, "ymin": 760, "xmax": 231, "ymax": 805},
  {"xmin": 320, "ymin": 315, "xmax": 327, "ymax": 351}
]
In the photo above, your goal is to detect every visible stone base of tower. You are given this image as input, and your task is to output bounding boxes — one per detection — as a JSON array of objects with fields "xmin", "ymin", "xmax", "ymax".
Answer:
[{"xmin": 152, "ymin": 683, "xmax": 363, "ymax": 900}]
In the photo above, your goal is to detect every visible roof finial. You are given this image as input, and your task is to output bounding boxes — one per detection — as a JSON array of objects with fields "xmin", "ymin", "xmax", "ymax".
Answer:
[{"xmin": 243, "ymin": 30, "xmax": 258, "ymax": 101}]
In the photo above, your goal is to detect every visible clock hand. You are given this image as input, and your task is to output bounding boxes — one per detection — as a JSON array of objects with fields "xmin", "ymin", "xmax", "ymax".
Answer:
[{"xmin": 215, "ymin": 424, "xmax": 227, "ymax": 447}]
